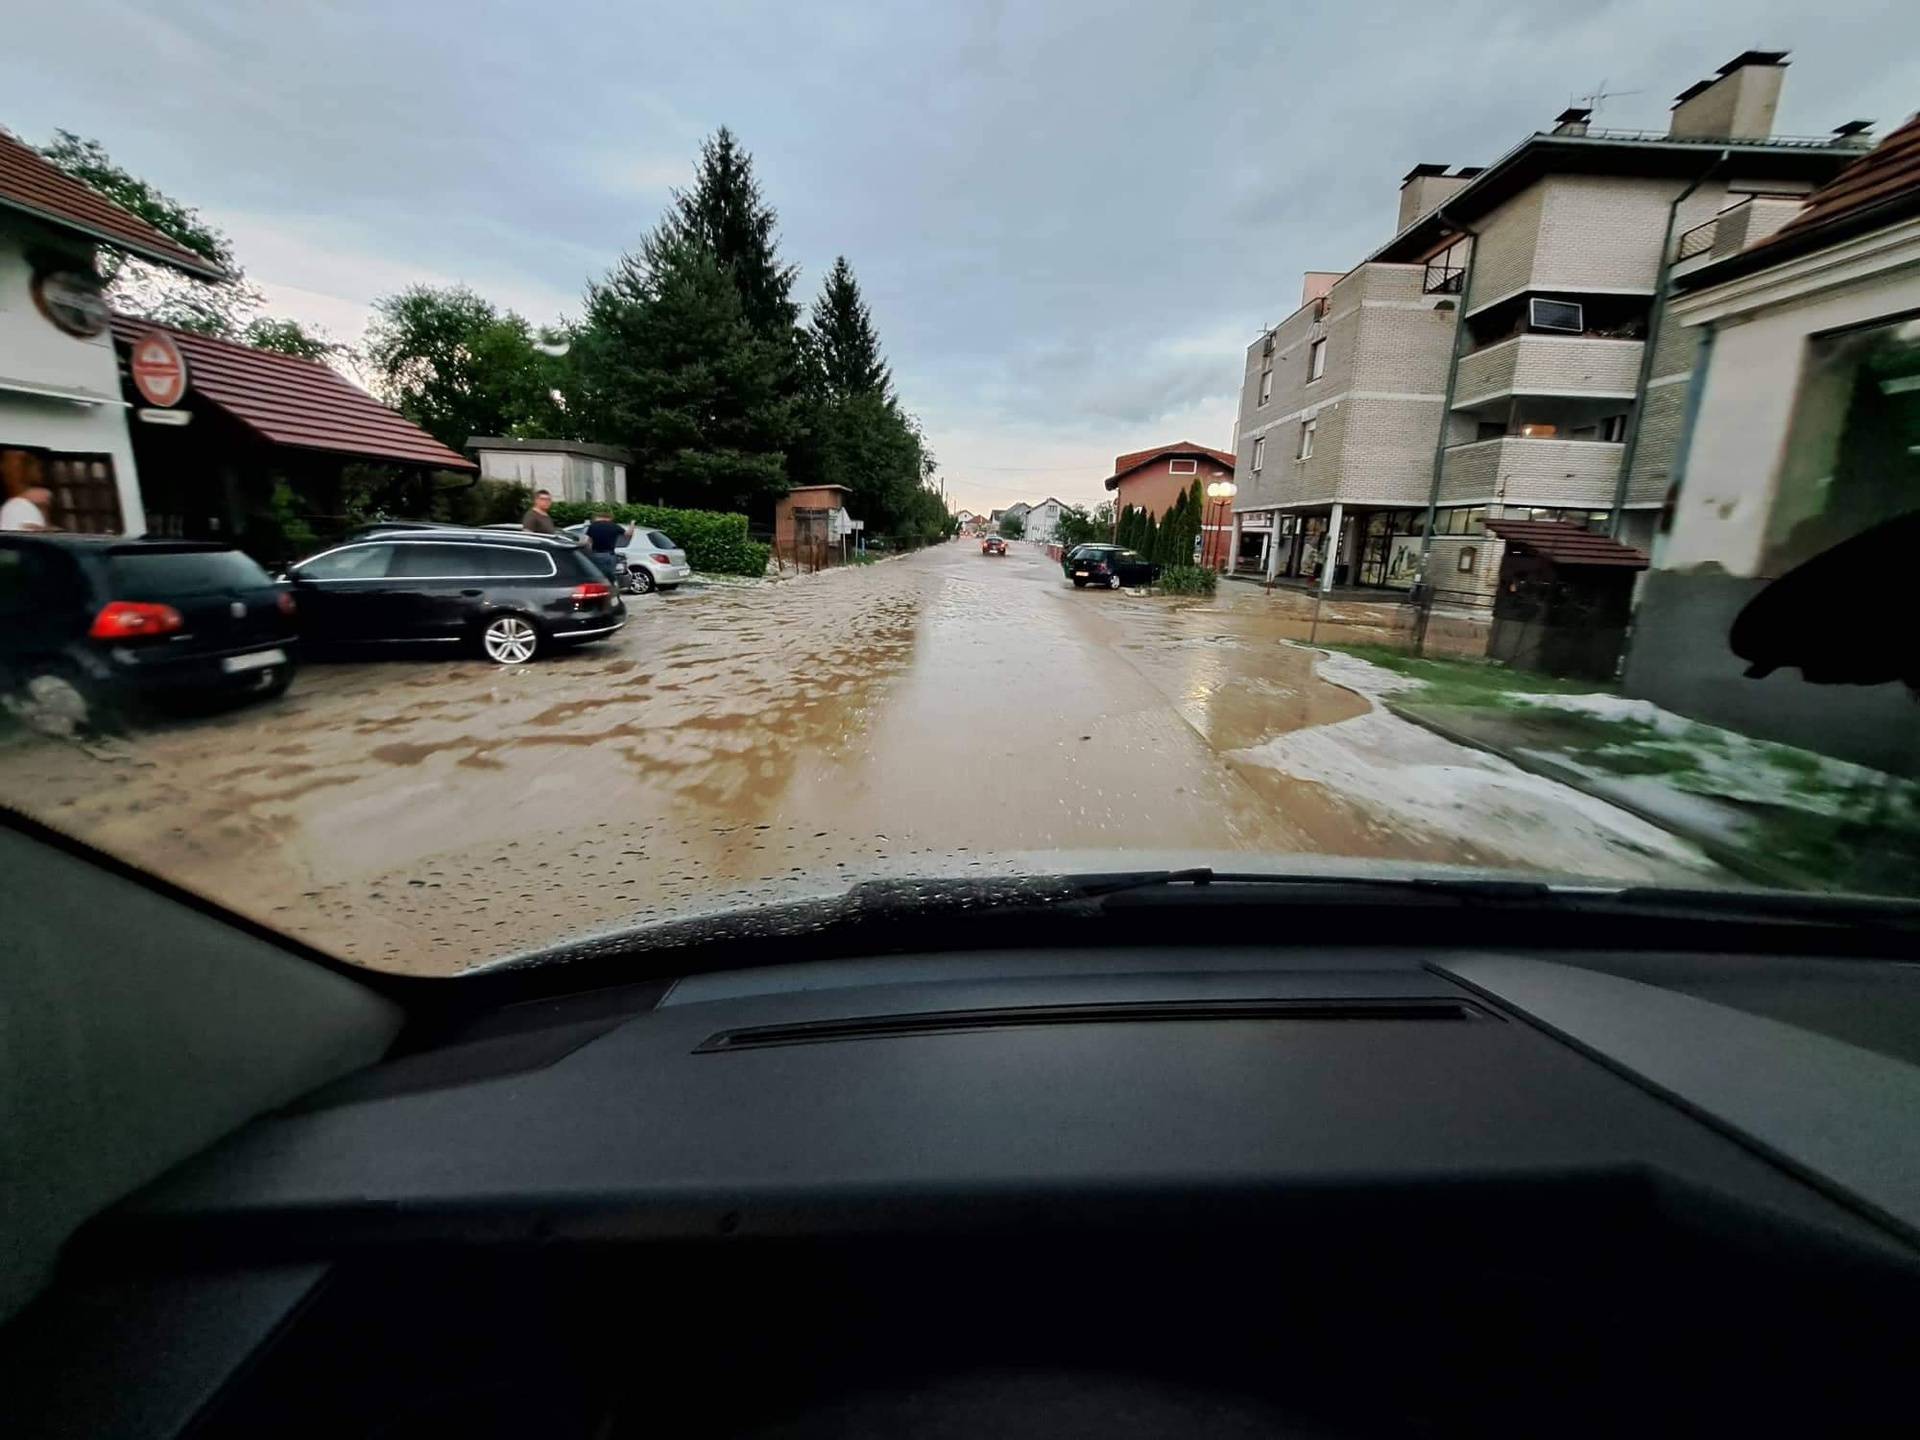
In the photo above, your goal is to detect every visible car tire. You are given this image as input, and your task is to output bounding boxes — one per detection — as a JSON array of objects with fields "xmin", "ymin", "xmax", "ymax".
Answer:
[
  {"xmin": 630, "ymin": 567, "xmax": 656, "ymax": 595},
  {"xmin": 479, "ymin": 613, "xmax": 543, "ymax": 665},
  {"xmin": 1107, "ymin": 574, "xmax": 1122, "ymax": 590},
  {"xmin": 13, "ymin": 663, "xmax": 115, "ymax": 737},
  {"xmin": 258, "ymin": 664, "xmax": 296, "ymax": 701}
]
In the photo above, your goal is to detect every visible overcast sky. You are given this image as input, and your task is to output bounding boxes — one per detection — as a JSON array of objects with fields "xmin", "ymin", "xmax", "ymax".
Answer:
[{"xmin": 7, "ymin": 2, "xmax": 1916, "ymax": 513}]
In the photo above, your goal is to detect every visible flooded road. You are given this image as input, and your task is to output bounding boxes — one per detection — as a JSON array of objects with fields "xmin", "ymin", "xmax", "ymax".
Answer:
[{"xmin": 0, "ymin": 540, "xmax": 1717, "ymax": 972}]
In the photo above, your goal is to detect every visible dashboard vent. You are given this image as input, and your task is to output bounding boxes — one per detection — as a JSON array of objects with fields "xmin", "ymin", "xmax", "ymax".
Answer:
[{"xmin": 695, "ymin": 998, "xmax": 1487, "ymax": 1053}]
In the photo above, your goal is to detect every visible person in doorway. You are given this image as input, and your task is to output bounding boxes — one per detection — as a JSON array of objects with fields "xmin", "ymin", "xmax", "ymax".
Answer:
[
  {"xmin": 0, "ymin": 485, "xmax": 53, "ymax": 531},
  {"xmin": 521, "ymin": 488, "xmax": 558, "ymax": 535},
  {"xmin": 582, "ymin": 508, "xmax": 634, "ymax": 584}
]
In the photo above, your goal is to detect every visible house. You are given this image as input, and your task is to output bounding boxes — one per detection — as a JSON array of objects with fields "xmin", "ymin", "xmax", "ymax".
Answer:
[
  {"xmin": 774, "ymin": 483, "xmax": 853, "ymax": 568},
  {"xmin": 1102, "ymin": 442, "xmax": 1235, "ymax": 564},
  {"xmin": 999, "ymin": 501, "xmax": 1031, "ymax": 535},
  {"xmin": 468, "ymin": 436, "xmax": 630, "ymax": 505},
  {"xmin": 1620, "ymin": 111, "xmax": 1920, "ymax": 775},
  {"xmin": 0, "ymin": 126, "xmax": 221, "ymax": 534},
  {"xmin": 1022, "ymin": 497, "xmax": 1069, "ymax": 545},
  {"xmin": 110, "ymin": 318, "xmax": 473, "ymax": 557},
  {"xmin": 1229, "ymin": 51, "xmax": 1870, "ymax": 604}
]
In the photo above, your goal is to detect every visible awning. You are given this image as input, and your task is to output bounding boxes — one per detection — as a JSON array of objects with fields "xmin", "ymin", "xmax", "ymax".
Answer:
[
  {"xmin": 110, "ymin": 317, "xmax": 476, "ymax": 472},
  {"xmin": 1482, "ymin": 519, "xmax": 1649, "ymax": 569}
]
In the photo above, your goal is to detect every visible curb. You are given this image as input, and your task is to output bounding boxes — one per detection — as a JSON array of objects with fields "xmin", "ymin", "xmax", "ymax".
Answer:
[{"xmin": 1385, "ymin": 700, "xmax": 1808, "ymax": 890}]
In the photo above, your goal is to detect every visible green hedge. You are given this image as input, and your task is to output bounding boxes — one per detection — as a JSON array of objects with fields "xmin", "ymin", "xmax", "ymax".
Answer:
[
  {"xmin": 1154, "ymin": 565, "xmax": 1218, "ymax": 596},
  {"xmin": 548, "ymin": 501, "xmax": 770, "ymax": 576}
]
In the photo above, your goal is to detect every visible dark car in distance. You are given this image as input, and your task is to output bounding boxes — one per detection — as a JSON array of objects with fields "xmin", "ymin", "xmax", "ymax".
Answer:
[
  {"xmin": 982, "ymin": 536, "xmax": 1007, "ymax": 555},
  {"xmin": 285, "ymin": 528, "xmax": 624, "ymax": 663},
  {"xmin": 0, "ymin": 535, "xmax": 297, "ymax": 730},
  {"xmin": 1064, "ymin": 544, "xmax": 1158, "ymax": 589}
]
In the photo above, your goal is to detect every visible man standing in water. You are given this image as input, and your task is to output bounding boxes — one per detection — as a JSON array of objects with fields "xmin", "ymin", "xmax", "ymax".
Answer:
[
  {"xmin": 521, "ymin": 488, "xmax": 559, "ymax": 535},
  {"xmin": 582, "ymin": 508, "xmax": 634, "ymax": 585}
]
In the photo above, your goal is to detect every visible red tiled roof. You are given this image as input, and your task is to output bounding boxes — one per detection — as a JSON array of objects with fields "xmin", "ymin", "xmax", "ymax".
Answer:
[
  {"xmin": 1483, "ymin": 519, "xmax": 1648, "ymax": 569},
  {"xmin": 1104, "ymin": 440, "xmax": 1237, "ymax": 489},
  {"xmin": 1756, "ymin": 112, "xmax": 1920, "ymax": 249},
  {"xmin": 0, "ymin": 129, "xmax": 225, "ymax": 279},
  {"xmin": 110, "ymin": 316, "xmax": 476, "ymax": 471}
]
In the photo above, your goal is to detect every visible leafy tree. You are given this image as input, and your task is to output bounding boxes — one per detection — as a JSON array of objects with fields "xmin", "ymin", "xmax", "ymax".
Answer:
[
  {"xmin": 999, "ymin": 513, "xmax": 1026, "ymax": 540},
  {"xmin": 1054, "ymin": 504, "xmax": 1102, "ymax": 549},
  {"xmin": 807, "ymin": 256, "xmax": 891, "ymax": 402},
  {"xmin": 574, "ymin": 229, "xmax": 794, "ymax": 509},
  {"xmin": 37, "ymin": 131, "xmax": 342, "ymax": 358},
  {"xmin": 364, "ymin": 285, "xmax": 569, "ymax": 451},
  {"xmin": 1092, "ymin": 499, "xmax": 1116, "ymax": 538}
]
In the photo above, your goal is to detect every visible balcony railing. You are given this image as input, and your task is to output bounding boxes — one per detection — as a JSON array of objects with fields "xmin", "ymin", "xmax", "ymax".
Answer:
[
  {"xmin": 1440, "ymin": 437, "xmax": 1624, "ymax": 505},
  {"xmin": 1549, "ymin": 127, "xmax": 1871, "ymax": 149},
  {"xmin": 1452, "ymin": 334, "xmax": 1643, "ymax": 409},
  {"xmin": 1676, "ymin": 216, "xmax": 1720, "ymax": 259},
  {"xmin": 1422, "ymin": 263, "xmax": 1466, "ymax": 295}
]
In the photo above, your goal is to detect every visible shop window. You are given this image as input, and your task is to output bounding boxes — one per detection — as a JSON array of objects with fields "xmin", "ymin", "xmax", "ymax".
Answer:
[{"xmin": 1, "ymin": 447, "xmax": 123, "ymax": 534}]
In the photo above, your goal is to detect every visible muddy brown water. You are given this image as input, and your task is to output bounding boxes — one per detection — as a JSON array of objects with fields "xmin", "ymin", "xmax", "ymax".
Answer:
[{"xmin": 0, "ymin": 543, "xmax": 1703, "ymax": 973}]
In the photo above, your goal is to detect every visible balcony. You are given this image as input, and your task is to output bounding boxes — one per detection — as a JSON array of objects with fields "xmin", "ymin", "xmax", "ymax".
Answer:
[
  {"xmin": 1675, "ymin": 194, "xmax": 1807, "ymax": 264},
  {"xmin": 1422, "ymin": 262, "xmax": 1465, "ymax": 295},
  {"xmin": 1439, "ymin": 437, "xmax": 1623, "ymax": 506},
  {"xmin": 1452, "ymin": 335, "xmax": 1643, "ymax": 410}
]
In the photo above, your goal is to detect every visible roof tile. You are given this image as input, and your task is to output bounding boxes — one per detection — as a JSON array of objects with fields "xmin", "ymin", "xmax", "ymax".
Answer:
[
  {"xmin": 0, "ymin": 129, "xmax": 224, "ymax": 278},
  {"xmin": 111, "ymin": 316, "xmax": 475, "ymax": 471}
]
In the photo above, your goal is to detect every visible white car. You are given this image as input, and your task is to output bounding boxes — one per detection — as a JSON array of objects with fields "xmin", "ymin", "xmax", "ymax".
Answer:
[{"xmin": 562, "ymin": 523, "xmax": 692, "ymax": 595}]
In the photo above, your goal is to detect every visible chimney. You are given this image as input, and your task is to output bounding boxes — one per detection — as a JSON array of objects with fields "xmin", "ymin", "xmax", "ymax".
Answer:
[
  {"xmin": 1300, "ymin": 272, "xmax": 1340, "ymax": 308},
  {"xmin": 1552, "ymin": 106, "xmax": 1592, "ymax": 137},
  {"xmin": 1397, "ymin": 164, "xmax": 1475, "ymax": 232},
  {"xmin": 1669, "ymin": 50, "xmax": 1789, "ymax": 140}
]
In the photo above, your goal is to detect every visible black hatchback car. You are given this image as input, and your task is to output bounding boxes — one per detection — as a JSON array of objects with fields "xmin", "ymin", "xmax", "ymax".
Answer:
[
  {"xmin": 285, "ymin": 529, "xmax": 625, "ymax": 663},
  {"xmin": 0, "ymin": 535, "xmax": 297, "ymax": 730},
  {"xmin": 1064, "ymin": 544, "xmax": 1159, "ymax": 589}
]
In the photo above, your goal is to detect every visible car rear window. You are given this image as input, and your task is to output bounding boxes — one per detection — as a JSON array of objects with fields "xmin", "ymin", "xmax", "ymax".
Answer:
[
  {"xmin": 646, "ymin": 531, "xmax": 674, "ymax": 549},
  {"xmin": 108, "ymin": 549, "xmax": 273, "ymax": 597},
  {"xmin": 473, "ymin": 545, "xmax": 559, "ymax": 578}
]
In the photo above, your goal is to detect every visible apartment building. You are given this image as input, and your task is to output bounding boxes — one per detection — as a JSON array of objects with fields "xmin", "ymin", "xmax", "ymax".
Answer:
[{"xmin": 1230, "ymin": 51, "xmax": 1870, "ymax": 603}]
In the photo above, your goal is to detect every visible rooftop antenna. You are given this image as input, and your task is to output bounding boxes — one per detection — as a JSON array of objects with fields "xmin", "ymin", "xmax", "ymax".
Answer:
[{"xmin": 1571, "ymin": 81, "xmax": 1644, "ymax": 125}]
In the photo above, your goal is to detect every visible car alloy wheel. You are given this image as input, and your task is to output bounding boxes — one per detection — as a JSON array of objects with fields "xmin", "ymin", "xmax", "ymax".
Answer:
[
  {"xmin": 630, "ymin": 566, "xmax": 656, "ymax": 595},
  {"xmin": 482, "ymin": 615, "xmax": 540, "ymax": 664},
  {"xmin": 1107, "ymin": 573, "xmax": 1122, "ymax": 590}
]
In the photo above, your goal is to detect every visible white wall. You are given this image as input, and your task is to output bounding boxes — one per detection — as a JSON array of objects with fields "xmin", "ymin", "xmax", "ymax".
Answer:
[
  {"xmin": 0, "ymin": 232, "xmax": 144, "ymax": 533},
  {"xmin": 1663, "ymin": 220, "xmax": 1920, "ymax": 578}
]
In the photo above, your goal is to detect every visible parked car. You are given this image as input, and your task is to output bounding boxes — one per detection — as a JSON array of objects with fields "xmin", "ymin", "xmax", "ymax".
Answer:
[
  {"xmin": 0, "ymin": 535, "xmax": 296, "ymax": 731},
  {"xmin": 561, "ymin": 523, "xmax": 691, "ymax": 594},
  {"xmin": 1064, "ymin": 544, "xmax": 1159, "ymax": 589},
  {"xmin": 284, "ymin": 528, "xmax": 624, "ymax": 664},
  {"xmin": 982, "ymin": 536, "xmax": 1007, "ymax": 556}
]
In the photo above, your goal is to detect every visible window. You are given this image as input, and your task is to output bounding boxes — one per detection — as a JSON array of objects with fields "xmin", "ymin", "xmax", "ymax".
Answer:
[
  {"xmin": 296, "ymin": 543, "xmax": 395, "ymax": 580},
  {"xmin": 1422, "ymin": 237, "xmax": 1469, "ymax": 295},
  {"xmin": 1599, "ymin": 414, "xmax": 1628, "ymax": 442},
  {"xmin": 393, "ymin": 544, "xmax": 491, "ymax": 578},
  {"xmin": 1516, "ymin": 422, "xmax": 1559, "ymax": 438},
  {"xmin": 1, "ymin": 447, "xmax": 123, "ymax": 535},
  {"xmin": 108, "ymin": 549, "xmax": 273, "ymax": 597},
  {"xmin": 1258, "ymin": 363, "xmax": 1273, "ymax": 405},
  {"xmin": 1457, "ymin": 548, "xmax": 1477, "ymax": 573},
  {"xmin": 1251, "ymin": 436, "xmax": 1266, "ymax": 472},
  {"xmin": 473, "ymin": 546, "xmax": 559, "ymax": 578},
  {"xmin": 646, "ymin": 532, "xmax": 675, "ymax": 550},
  {"xmin": 1529, "ymin": 298, "xmax": 1584, "ymax": 333},
  {"xmin": 1307, "ymin": 338, "xmax": 1327, "ymax": 381},
  {"xmin": 1298, "ymin": 417, "xmax": 1316, "ymax": 459},
  {"xmin": 1169, "ymin": 458, "xmax": 1197, "ymax": 475}
]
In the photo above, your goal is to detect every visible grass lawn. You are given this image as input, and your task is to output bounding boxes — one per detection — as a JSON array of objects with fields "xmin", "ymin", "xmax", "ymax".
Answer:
[{"xmin": 1321, "ymin": 643, "xmax": 1920, "ymax": 896}]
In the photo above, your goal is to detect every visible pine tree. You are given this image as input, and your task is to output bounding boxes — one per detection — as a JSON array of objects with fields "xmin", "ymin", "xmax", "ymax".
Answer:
[
  {"xmin": 807, "ymin": 256, "xmax": 891, "ymax": 402},
  {"xmin": 1141, "ymin": 512, "xmax": 1159, "ymax": 563},
  {"xmin": 670, "ymin": 128, "xmax": 799, "ymax": 339}
]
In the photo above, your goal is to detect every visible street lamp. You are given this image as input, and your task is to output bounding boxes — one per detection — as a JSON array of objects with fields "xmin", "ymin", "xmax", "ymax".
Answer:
[{"xmin": 1204, "ymin": 480, "xmax": 1238, "ymax": 571}]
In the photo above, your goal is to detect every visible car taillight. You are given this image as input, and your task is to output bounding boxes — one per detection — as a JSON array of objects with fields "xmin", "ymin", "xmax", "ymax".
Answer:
[
  {"xmin": 90, "ymin": 601, "xmax": 184, "ymax": 640},
  {"xmin": 276, "ymin": 590, "xmax": 296, "ymax": 616},
  {"xmin": 570, "ymin": 582, "xmax": 612, "ymax": 602},
  {"xmin": 650, "ymin": 553, "xmax": 672, "ymax": 565}
]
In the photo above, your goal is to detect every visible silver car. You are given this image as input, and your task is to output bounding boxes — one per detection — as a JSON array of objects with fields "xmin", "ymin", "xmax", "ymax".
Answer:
[{"xmin": 564, "ymin": 523, "xmax": 692, "ymax": 595}]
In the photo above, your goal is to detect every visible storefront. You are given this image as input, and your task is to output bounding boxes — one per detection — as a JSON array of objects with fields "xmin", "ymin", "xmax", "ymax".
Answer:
[{"xmin": 108, "ymin": 317, "xmax": 474, "ymax": 563}]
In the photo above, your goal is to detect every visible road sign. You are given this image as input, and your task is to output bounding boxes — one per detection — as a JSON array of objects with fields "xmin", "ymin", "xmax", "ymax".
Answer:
[{"xmin": 130, "ymin": 330, "xmax": 188, "ymax": 408}]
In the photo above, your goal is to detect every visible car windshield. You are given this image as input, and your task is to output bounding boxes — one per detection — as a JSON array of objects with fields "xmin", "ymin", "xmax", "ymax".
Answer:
[{"xmin": 2, "ymin": 16, "xmax": 1916, "ymax": 977}]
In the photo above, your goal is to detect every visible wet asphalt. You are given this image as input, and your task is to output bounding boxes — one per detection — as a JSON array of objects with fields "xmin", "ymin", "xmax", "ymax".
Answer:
[{"xmin": 0, "ymin": 540, "xmax": 1715, "ymax": 972}]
